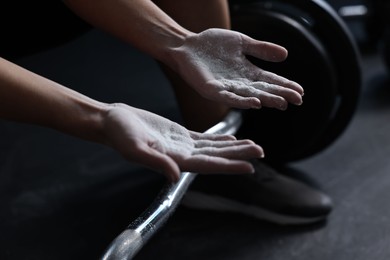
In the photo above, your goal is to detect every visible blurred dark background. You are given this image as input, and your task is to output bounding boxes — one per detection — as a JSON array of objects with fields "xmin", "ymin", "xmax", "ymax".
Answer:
[{"xmin": 1, "ymin": 1, "xmax": 390, "ymax": 259}]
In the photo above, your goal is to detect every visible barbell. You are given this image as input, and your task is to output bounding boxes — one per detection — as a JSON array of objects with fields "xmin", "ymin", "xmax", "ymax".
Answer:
[{"xmin": 101, "ymin": 1, "xmax": 363, "ymax": 259}]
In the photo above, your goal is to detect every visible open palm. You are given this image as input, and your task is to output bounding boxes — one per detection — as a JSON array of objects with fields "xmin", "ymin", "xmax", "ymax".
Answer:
[
  {"xmin": 172, "ymin": 28, "xmax": 304, "ymax": 110},
  {"xmin": 103, "ymin": 104, "xmax": 263, "ymax": 181}
]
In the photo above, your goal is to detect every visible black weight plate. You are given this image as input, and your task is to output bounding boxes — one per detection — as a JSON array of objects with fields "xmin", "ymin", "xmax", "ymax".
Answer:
[
  {"xmin": 232, "ymin": 6, "xmax": 338, "ymax": 163},
  {"xmin": 265, "ymin": 0, "xmax": 362, "ymax": 159}
]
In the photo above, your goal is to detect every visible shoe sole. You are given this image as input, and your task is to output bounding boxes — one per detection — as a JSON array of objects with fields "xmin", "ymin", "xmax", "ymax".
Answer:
[{"xmin": 181, "ymin": 191, "xmax": 327, "ymax": 226}]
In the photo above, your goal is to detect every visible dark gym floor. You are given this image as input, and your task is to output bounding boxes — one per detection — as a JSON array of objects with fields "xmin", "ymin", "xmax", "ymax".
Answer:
[{"xmin": 1, "ymin": 8, "xmax": 390, "ymax": 260}]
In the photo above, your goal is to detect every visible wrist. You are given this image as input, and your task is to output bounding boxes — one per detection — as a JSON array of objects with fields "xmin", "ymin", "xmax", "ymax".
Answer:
[
  {"xmin": 159, "ymin": 27, "xmax": 195, "ymax": 68},
  {"xmin": 87, "ymin": 101, "xmax": 111, "ymax": 145},
  {"xmin": 56, "ymin": 97, "xmax": 110, "ymax": 146}
]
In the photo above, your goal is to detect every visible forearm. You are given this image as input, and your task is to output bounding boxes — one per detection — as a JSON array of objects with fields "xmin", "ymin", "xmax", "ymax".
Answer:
[
  {"xmin": 62, "ymin": 0, "xmax": 304, "ymax": 113},
  {"xmin": 63, "ymin": 0, "xmax": 194, "ymax": 67},
  {"xmin": 0, "ymin": 57, "xmax": 108, "ymax": 143}
]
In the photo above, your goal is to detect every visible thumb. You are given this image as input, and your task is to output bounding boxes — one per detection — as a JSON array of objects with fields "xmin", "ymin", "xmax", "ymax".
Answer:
[{"xmin": 241, "ymin": 34, "xmax": 288, "ymax": 62}]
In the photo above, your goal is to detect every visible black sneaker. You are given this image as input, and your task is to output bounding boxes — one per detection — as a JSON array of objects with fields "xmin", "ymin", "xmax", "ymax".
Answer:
[{"xmin": 180, "ymin": 159, "xmax": 333, "ymax": 225}]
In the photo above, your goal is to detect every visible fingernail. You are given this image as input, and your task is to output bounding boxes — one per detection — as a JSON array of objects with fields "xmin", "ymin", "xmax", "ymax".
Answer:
[
  {"xmin": 252, "ymin": 103, "xmax": 262, "ymax": 109},
  {"xmin": 251, "ymin": 99, "xmax": 261, "ymax": 109},
  {"xmin": 279, "ymin": 104, "xmax": 287, "ymax": 110}
]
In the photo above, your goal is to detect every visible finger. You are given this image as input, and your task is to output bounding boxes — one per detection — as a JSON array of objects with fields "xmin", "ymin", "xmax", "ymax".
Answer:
[
  {"xmin": 221, "ymin": 80, "xmax": 288, "ymax": 110},
  {"xmin": 194, "ymin": 139, "xmax": 255, "ymax": 148},
  {"xmin": 183, "ymin": 155, "xmax": 255, "ymax": 174},
  {"xmin": 130, "ymin": 143, "xmax": 181, "ymax": 182},
  {"xmin": 252, "ymin": 91, "xmax": 288, "ymax": 110},
  {"xmin": 256, "ymin": 70, "xmax": 304, "ymax": 96},
  {"xmin": 189, "ymin": 131, "xmax": 237, "ymax": 141},
  {"xmin": 241, "ymin": 34, "xmax": 288, "ymax": 62},
  {"xmin": 217, "ymin": 90, "xmax": 262, "ymax": 109},
  {"xmin": 194, "ymin": 144, "xmax": 264, "ymax": 159},
  {"xmin": 205, "ymin": 80, "xmax": 261, "ymax": 109},
  {"xmin": 250, "ymin": 81, "xmax": 303, "ymax": 106}
]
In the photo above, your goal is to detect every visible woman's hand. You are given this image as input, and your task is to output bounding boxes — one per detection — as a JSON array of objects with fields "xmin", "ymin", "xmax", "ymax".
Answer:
[
  {"xmin": 0, "ymin": 57, "xmax": 263, "ymax": 183},
  {"xmin": 170, "ymin": 28, "xmax": 304, "ymax": 110},
  {"xmin": 103, "ymin": 104, "xmax": 264, "ymax": 182}
]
